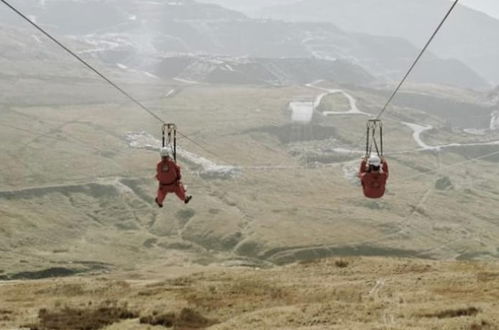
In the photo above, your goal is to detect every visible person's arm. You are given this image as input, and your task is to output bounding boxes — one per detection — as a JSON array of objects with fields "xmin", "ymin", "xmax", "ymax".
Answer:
[
  {"xmin": 359, "ymin": 158, "xmax": 367, "ymax": 176},
  {"xmin": 155, "ymin": 163, "xmax": 161, "ymax": 180},
  {"xmin": 175, "ymin": 163, "xmax": 182, "ymax": 181}
]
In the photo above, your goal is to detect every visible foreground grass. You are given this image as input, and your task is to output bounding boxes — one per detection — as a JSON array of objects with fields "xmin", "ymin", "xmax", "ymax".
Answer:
[{"xmin": 1, "ymin": 257, "xmax": 498, "ymax": 329}]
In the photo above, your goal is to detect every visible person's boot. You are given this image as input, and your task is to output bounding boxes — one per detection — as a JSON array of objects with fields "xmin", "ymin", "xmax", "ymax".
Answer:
[
  {"xmin": 184, "ymin": 196, "xmax": 192, "ymax": 204},
  {"xmin": 155, "ymin": 197, "xmax": 163, "ymax": 208}
]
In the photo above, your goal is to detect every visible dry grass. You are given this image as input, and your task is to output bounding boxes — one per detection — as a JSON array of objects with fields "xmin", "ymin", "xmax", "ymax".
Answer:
[
  {"xmin": 139, "ymin": 308, "xmax": 217, "ymax": 328},
  {"xmin": 1, "ymin": 257, "xmax": 499, "ymax": 329},
  {"xmin": 25, "ymin": 305, "xmax": 138, "ymax": 330}
]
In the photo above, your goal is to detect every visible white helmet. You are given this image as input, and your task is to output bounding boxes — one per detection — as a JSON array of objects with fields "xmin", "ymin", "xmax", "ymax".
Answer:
[
  {"xmin": 368, "ymin": 154, "xmax": 381, "ymax": 167},
  {"xmin": 160, "ymin": 147, "xmax": 171, "ymax": 158}
]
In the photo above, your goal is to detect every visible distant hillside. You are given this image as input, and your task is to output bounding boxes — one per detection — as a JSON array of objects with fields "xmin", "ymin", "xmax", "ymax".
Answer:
[
  {"xmin": 80, "ymin": 18, "xmax": 489, "ymax": 89},
  {"xmin": 0, "ymin": 24, "xmax": 97, "ymax": 95},
  {"xmin": 199, "ymin": 0, "xmax": 294, "ymax": 12},
  {"xmin": 0, "ymin": 0, "xmax": 246, "ymax": 34},
  {"xmin": 259, "ymin": 0, "xmax": 499, "ymax": 85},
  {"xmin": 0, "ymin": 0, "xmax": 489, "ymax": 88},
  {"xmin": 155, "ymin": 56, "xmax": 374, "ymax": 86}
]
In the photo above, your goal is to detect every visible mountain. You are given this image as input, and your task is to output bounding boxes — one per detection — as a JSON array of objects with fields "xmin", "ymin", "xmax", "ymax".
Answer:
[
  {"xmin": 0, "ymin": 0, "xmax": 247, "ymax": 34},
  {"xmin": 88, "ymin": 18, "xmax": 490, "ymax": 89},
  {"xmin": 258, "ymin": 0, "xmax": 499, "ymax": 85},
  {"xmin": 154, "ymin": 56, "xmax": 374, "ymax": 85},
  {"xmin": 0, "ymin": 0, "xmax": 489, "ymax": 89}
]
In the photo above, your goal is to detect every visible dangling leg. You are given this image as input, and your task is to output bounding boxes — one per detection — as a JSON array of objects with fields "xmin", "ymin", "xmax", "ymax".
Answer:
[
  {"xmin": 174, "ymin": 183, "xmax": 191, "ymax": 204},
  {"xmin": 156, "ymin": 185, "xmax": 168, "ymax": 207}
]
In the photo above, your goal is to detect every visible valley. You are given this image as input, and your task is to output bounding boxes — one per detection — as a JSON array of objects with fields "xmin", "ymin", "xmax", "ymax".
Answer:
[{"xmin": 1, "ymin": 1, "xmax": 499, "ymax": 329}]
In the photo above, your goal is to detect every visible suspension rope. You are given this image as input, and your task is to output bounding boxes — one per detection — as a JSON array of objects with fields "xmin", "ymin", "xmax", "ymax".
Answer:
[
  {"xmin": 399, "ymin": 148, "xmax": 499, "ymax": 183},
  {"xmin": 176, "ymin": 130, "xmax": 230, "ymax": 162},
  {"xmin": 0, "ymin": 0, "xmax": 229, "ymax": 163},
  {"xmin": 0, "ymin": 0, "xmax": 476, "ymax": 172},
  {"xmin": 376, "ymin": 0, "xmax": 459, "ymax": 119},
  {"xmin": 0, "ymin": 0, "xmax": 165, "ymax": 124}
]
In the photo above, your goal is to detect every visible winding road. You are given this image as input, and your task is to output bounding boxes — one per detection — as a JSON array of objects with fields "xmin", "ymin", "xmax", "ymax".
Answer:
[
  {"xmin": 305, "ymin": 81, "xmax": 499, "ymax": 152},
  {"xmin": 402, "ymin": 122, "xmax": 499, "ymax": 151},
  {"xmin": 306, "ymin": 82, "xmax": 371, "ymax": 116}
]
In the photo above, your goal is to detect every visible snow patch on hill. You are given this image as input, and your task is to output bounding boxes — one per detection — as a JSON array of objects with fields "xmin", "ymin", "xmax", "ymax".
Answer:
[{"xmin": 125, "ymin": 131, "xmax": 239, "ymax": 179}]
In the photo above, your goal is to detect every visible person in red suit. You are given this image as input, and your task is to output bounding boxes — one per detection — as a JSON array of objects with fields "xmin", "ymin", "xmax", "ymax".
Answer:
[
  {"xmin": 358, "ymin": 155, "xmax": 389, "ymax": 199},
  {"xmin": 155, "ymin": 148, "xmax": 192, "ymax": 207}
]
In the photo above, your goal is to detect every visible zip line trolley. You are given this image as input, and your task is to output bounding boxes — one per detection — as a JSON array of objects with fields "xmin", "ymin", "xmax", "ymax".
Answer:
[
  {"xmin": 365, "ymin": 119, "xmax": 383, "ymax": 158},
  {"xmin": 162, "ymin": 123, "xmax": 177, "ymax": 162}
]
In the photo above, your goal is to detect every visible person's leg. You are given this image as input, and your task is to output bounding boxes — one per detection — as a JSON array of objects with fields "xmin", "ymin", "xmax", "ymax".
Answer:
[
  {"xmin": 156, "ymin": 186, "xmax": 168, "ymax": 206},
  {"xmin": 174, "ymin": 183, "xmax": 187, "ymax": 201}
]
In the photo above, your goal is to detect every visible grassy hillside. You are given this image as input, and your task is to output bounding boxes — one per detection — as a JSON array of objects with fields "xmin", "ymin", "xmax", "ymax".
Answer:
[
  {"xmin": 2, "ymin": 5, "xmax": 499, "ymax": 329},
  {"xmin": 1, "ymin": 257, "xmax": 499, "ymax": 329},
  {"xmin": 2, "ymin": 79, "xmax": 499, "ymax": 282}
]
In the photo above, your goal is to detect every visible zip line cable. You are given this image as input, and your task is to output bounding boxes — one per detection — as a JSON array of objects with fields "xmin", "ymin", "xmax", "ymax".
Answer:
[
  {"xmin": 1, "ymin": 0, "xmax": 463, "ymax": 166},
  {"xmin": 1, "ymin": 0, "xmax": 494, "ymax": 255},
  {"xmin": 335, "ymin": 0, "xmax": 460, "ymax": 160},
  {"xmin": 0, "ymin": 0, "xmax": 486, "ymax": 173},
  {"xmin": 400, "ymin": 148, "xmax": 499, "ymax": 183},
  {"xmin": 0, "ymin": 0, "xmax": 164, "ymax": 124},
  {"xmin": 376, "ymin": 0, "xmax": 459, "ymax": 119},
  {"xmin": 302, "ymin": 148, "xmax": 499, "ymax": 257},
  {"xmin": 176, "ymin": 130, "xmax": 230, "ymax": 163},
  {"xmin": 0, "ymin": 0, "xmax": 228, "ymax": 163},
  {"xmin": 2, "ymin": 0, "xmax": 496, "ymax": 260}
]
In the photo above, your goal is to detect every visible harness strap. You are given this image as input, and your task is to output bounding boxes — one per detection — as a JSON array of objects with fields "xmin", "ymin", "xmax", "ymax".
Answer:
[
  {"xmin": 160, "ymin": 178, "xmax": 179, "ymax": 186},
  {"xmin": 366, "ymin": 120, "xmax": 383, "ymax": 158}
]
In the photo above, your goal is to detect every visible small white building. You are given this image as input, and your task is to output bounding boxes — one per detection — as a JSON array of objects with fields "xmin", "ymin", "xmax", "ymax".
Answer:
[
  {"xmin": 289, "ymin": 96, "xmax": 316, "ymax": 123},
  {"xmin": 289, "ymin": 101, "xmax": 315, "ymax": 123}
]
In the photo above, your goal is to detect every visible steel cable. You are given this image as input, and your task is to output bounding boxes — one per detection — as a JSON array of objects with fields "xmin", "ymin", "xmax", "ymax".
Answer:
[
  {"xmin": 376, "ymin": 0, "xmax": 460, "ymax": 119},
  {"xmin": 0, "ymin": 0, "xmax": 229, "ymax": 163}
]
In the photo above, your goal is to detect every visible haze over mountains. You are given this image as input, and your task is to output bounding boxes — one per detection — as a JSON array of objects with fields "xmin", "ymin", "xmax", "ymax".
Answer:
[
  {"xmin": 0, "ymin": 0, "xmax": 492, "ymax": 89},
  {"xmin": 258, "ymin": 0, "xmax": 499, "ymax": 85}
]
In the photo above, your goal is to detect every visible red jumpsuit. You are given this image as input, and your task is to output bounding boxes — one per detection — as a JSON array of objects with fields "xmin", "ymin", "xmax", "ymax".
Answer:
[
  {"xmin": 359, "ymin": 159, "xmax": 389, "ymax": 199},
  {"xmin": 156, "ymin": 158, "xmax": 187, "ymax": 204}
]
